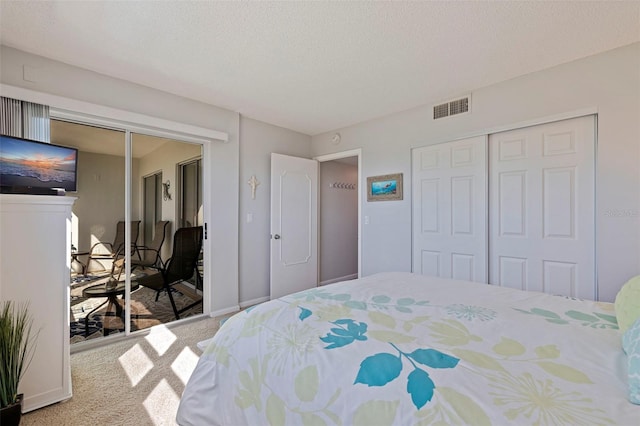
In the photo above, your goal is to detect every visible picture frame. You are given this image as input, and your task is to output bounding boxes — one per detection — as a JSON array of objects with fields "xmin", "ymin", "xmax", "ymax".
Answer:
[{"xmin": 367, "ymin": 173, "xmax": 403, "ymax": 202}]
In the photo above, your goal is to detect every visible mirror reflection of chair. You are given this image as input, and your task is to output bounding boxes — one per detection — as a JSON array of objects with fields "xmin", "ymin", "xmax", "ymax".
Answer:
[
  {"xmin": 132, "ymin": 221, "xmax": 171, "ymax": 270},
  {"xmin": 87, "ymin": 220, "xmax": 141, "ymax": 273},
  {"xmin": 135, "ymin": 226, "xmax": 203, "ymax": 320}
]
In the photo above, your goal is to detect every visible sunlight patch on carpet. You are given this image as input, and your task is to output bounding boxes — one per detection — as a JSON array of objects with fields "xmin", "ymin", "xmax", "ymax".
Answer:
[
  {"xmin": 172, "ymin": 346, "xmax": 199, "ymax": 385},
  {"xmin": 119, "ymin": 343, "xmax": 153, "ymax": 386},
  {"xmin": 145, "ymin": 324, "xmax": 177, "ymax": 356},
  {"xmin": 144, "ymin": 378, "xmax": 180, "ymax": 425}
]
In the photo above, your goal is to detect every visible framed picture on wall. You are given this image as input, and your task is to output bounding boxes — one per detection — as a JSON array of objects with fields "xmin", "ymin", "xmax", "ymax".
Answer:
[{"xmin": 367, "ymin": 173, "xmax": 403, "ymax": 201}]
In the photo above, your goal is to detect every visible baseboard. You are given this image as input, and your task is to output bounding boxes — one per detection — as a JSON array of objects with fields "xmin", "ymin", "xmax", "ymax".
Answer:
[
  {"xmin": 240, "ymin": 296, "xmax": 270, "ymax": 309},
  {"xmin": 211, "ymin": 305, "xmax": 240, "ymax": 318},
  {"xmin": 320, "ymin": 273, "xmax": 358, "ymax": 286}
]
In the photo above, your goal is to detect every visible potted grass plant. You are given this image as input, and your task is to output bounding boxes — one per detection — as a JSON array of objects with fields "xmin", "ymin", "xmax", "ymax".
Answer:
[{"xmin": 0, "ymin": 301, "xmax": 37, "ymax": 426}]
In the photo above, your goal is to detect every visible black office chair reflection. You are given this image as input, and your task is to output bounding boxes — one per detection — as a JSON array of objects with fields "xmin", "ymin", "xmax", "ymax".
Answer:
[{"xmin": 135, "ymin": 226, "xmax": 203, "ymax": 320}]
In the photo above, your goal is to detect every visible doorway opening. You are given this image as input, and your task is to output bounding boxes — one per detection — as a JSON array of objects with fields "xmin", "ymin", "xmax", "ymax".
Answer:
[{"xmin": 316, "ymin": 149, "xmax": 362, "ymax": 285}]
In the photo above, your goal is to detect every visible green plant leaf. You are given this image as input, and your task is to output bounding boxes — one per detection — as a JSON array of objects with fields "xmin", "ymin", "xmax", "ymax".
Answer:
[
  {"xmin": 594, "ymin": 312, "xmax": 618, "ymax": 325},
  {"xmin": 438, "ymin": 387, "xmax": 491, "ymax": 426},
  {"xmin": 372, "ymin": 295, "xmax": 391, "ymax": 304},
  {"xmin": 368, "ymin": 311, "xmax": 397, "ymax": 329},
  {"xmin": 295, "ymin": 365, "xmax": 319, "ymax": 402},
  {"xmin": 536, "ymin": 361, "xmax": 593, "ymax": 383},
  {"xmin": 492, "ymin": 337, "xmax": 526, "ymax": 357},
  {"xmin": 234, "ymin": 390, "xmax": 254, "ymax": 409},
  {"xmin": 301, "ymin": 412, "xmax": 327, "ymax": 426},
  {"xmin": 0, "ymin": 301, "xmax": 37, "ymax": 408},
  {"xmin": 266, "ymin": 394, "xmax": 286, "ymax": 426},
  {"xmin": 352, "ymin": 400, "xmax": 399, "ymax": 426},
  {"xmin": 344, "ymin": 301, "xmax": 368, "ymax": 310},
  {"xmin": 397, "ymin": 298, "xmax": 416, "ymax": 306},
  {"xmin": 565, "ymin": 311, "xmax": 599, "ymax": 322},
  {"xmin": 530, "ymin": 308, "xmax": 561, "ymax": 319},
  {"xmin": 451, "ymin": 349, "xmax": 505, "ymax": 371},
  {"xmin": 323, "ymin": 409, "xmax": 341, "ymax": 426},
  {"xmin": 429, "ymin": 320, "xmax": 482, "ymax": 346},
  {"xmin": 546, "ymin": 318, "xmax": 570, "ymax": 325},
  {"xmin": 331, "ymin": 294, "xmax": 351, "ymax": 301},
  {"xmin": 240, "ymin": 308, "xmax": 278, "ymax": 337},
  {"xmin": 534, "ymin": 344, "xmax": 560, "ymax": 359},
  {"xmin": 409, "ymin": 315, "xmax": 431, "ymax": 324},
  {"xmin": 209, "ymin": 344, "xmax": 230, "ymax": 367}
]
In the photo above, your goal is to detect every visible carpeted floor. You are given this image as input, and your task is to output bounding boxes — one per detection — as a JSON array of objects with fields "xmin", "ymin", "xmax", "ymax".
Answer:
[
  {"xmin": 70, "ymin": 273, "xmax": 203, "ymax": 344},
  {"xmin": 21, "ymin": 315, "xmax": 227, "ymax": 426}
]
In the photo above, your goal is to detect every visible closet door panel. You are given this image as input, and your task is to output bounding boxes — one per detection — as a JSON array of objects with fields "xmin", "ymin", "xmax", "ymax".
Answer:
[
  {"xmin": 412, "ymin": 136, "xmax": 488, "ymax": 282},
  {"xmin": 489, "ymin": 115, "xmax": 595, "ymax": 299}
]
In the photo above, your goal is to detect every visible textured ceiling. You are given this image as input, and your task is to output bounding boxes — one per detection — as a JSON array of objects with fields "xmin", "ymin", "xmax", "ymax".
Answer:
[{"xmin": 1, "ymin": 1, "xmax": 639, "ymax": 136}]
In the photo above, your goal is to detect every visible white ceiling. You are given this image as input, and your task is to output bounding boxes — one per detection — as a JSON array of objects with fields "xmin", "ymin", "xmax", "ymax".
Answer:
[{"xmin": 1, "ymin": 1, "xmax": 639, "ymax": 136}]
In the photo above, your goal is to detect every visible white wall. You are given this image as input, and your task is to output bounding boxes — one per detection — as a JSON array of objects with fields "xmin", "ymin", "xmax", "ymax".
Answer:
[
  {"xmin": 311, "ymin": 43, "xmax": 640, "ymax": 302},
  {"xmin": 319, "ymin": 160, "xmax": 358, "ymax": 283},
  {"xmin": 238, "ymin": 116, "xmax": 312, "ymax": 305},
  {"xmin": 0, "ymin": 46, "xmax": 241, "ymax": 315}
]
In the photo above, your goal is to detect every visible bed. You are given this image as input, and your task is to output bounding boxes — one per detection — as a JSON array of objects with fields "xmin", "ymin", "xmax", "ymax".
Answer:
[{"xmin": 177, "ymin": 272, "xmax": 639, "ymax": 425}]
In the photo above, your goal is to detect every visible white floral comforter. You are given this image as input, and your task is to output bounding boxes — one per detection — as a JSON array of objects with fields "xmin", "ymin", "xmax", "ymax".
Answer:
[{"xmin": 177, "ymin": 272, "xmax": 639, "ymax": 425}]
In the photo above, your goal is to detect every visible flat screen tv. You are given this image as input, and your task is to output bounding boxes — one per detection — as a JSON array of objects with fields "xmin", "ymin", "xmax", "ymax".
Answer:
[{"xmin": 0, "ymin": 134, "xmax": 78, "ymax": 194}]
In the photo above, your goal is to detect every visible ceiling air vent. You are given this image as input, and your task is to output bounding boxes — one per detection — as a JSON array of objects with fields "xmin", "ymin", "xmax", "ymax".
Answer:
[
  {"xmin": 433, "ymin": 95, "xmax": 471, "ymax": 120},
  {"xmin": 433, "ymin": 102, "xmax": 449, "ymax": 119}
]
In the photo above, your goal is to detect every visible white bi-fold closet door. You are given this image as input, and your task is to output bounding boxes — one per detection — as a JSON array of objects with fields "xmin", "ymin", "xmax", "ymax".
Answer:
[
  {"xmin": 412, "ymin": 136, "xmax": 488, "ymax": 282},
  {"xmin": 412, "ymin": 115, "xmax": 596, "ymax": 299}
]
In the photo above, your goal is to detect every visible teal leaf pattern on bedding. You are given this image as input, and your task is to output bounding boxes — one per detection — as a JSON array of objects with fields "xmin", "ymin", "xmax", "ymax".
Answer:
[
  {"xmin": 320, "ymin": 319, "xmax": 367, "ymax": 349},
  {"xmin": 406, "ymin": 368, "xmax": 435, "ymax": 409},
  {"xmin": 344, "ymin": 300, "xmax": 368, "ymax": 310},
  {"xmin": 299, "ymin": 307, "xmax": 312, "ymax": 321},
  {"xmin": 515, "ymin": 307, "xmax": 618, "ymax": 329},
  {"xmin": 408, "ymin": 348, "xmax": 460, "ymax": 369},
  {"xmin": 355, "ymin": 353, "xmax": 403, "ymax": 387},
  {"xmin": 350, "ymin": 334, "xmax": 459, "ymax": 409},
  {"xmin": 319, "ymin": 314, "xmax": 460, "ymax": 410},
  {"xmin": 353, "ymin": 344, "xmax": 459, "ymax": 410}
]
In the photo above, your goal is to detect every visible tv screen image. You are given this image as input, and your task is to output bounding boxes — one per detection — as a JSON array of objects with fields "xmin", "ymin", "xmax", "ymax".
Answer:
[{"xmin": 0, "ymin": 134, "xmax": 78, "ymax": 193}]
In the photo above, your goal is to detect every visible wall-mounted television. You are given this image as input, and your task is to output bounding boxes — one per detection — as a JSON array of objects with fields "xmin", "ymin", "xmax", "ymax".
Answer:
[{"xmin": 0, "ymin": 134, "xmax": 78, "ymax": 195}]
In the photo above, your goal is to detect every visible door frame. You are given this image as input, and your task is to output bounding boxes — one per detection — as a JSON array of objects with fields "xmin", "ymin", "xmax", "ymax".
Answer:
[{"xmin": 314, "ymin": 148, "xmax": 362, "ymax": 280}]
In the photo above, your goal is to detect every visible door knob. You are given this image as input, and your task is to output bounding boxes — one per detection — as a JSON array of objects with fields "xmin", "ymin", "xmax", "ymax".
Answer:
[{"xmin": 274, "ymin": 234, "xmax": 281, "ymax": 240}]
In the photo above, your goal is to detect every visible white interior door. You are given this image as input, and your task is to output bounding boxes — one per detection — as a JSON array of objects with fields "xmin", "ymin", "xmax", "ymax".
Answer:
[
  {"xmin": 412, "ymin": 136, "xmax": 488, "ymax": 282},
  {"xmin": 270, "ymin": 153, "xmax": 318, "ymax": 299},
  {"xmin": 489, "ymin": 115, "xmax": 595, "ymax": 299}
]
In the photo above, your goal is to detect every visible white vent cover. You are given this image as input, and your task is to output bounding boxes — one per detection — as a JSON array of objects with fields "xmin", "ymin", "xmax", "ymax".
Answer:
[{"xmin": 433, "ymin": 95, "xmax": 471, "ymax": 119}]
